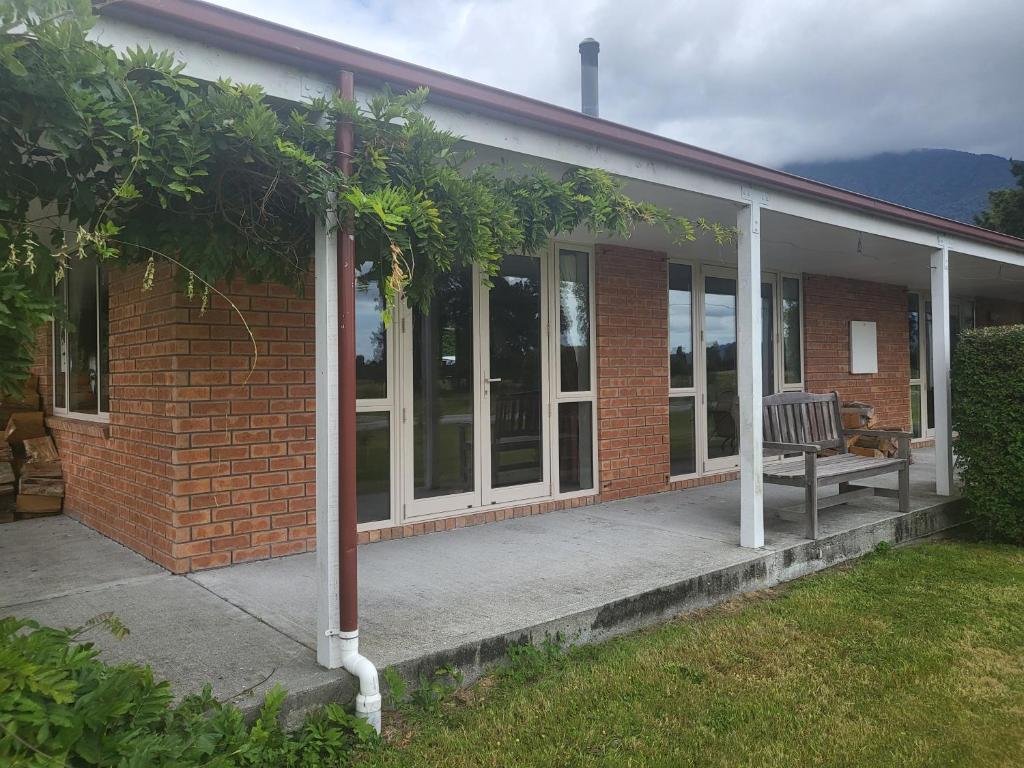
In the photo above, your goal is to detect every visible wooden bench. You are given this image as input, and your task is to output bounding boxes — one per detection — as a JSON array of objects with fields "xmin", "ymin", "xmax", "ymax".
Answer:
[{"xmin": 762, "ymin": 391, "xmax": 911, "ymax": 539}]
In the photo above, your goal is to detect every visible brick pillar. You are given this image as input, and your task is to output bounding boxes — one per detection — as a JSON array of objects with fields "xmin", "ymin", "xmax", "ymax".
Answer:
[{"xmin": 595, "ymin": 245, "xmax": 670, "ymax": 500}]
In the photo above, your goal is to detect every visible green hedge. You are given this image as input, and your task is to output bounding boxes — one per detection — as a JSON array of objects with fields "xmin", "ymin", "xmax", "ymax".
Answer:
[
  {"xmin": 951, "ymin": 325, "xmax": 1024, "ymax": 543},
  {"xmin": 0, "ymin": 615, "xmax": 375, "ymax": 767}
]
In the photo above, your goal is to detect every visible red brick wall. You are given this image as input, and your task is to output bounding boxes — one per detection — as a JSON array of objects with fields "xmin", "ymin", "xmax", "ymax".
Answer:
[
  {"xmin": 40, "ymin": 263, "xmax": 186, "ymax": 571},
  {"xmin": 802, "ymin": 274, "xmax": 911, "ymax": 429},
  {"xmin": 595, "ymin": 245, "xmax": 671, "ymax": 500},
  {"xmin": 167, "ymin": 274, "xmax": 317, "ymax": 571}
]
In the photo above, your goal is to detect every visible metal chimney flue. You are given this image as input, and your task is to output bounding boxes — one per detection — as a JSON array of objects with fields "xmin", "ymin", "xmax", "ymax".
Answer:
[{"xmin": 579, "ymin": 38, "xmax": 599, "ymax": 117}]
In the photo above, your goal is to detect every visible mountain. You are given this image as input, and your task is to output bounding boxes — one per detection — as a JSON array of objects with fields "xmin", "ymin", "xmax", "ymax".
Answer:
[{"xmin": 783, "ymin": 149, "xmax": 1016, "ymax": 224}]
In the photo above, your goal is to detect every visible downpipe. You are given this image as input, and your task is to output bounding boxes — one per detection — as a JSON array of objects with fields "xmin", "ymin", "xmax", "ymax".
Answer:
[{"xmin": 335, "ymin": 630, "xmax": 381, "ymax": 732}]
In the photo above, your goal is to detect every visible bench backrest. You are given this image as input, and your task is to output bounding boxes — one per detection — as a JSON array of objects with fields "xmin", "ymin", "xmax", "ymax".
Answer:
[{"xmin": 762, "ymin": 391, "xmax": 846, "ymax": 452}]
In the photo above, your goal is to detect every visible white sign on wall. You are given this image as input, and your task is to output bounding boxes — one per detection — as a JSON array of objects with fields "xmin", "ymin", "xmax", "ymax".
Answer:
[{"xmin": 849, "ymin": 321, "xmax": 878, "ymax": 374}]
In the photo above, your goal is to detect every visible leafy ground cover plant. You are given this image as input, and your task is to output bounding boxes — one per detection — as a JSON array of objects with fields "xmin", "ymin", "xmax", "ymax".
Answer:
[{"xmin": 0, "ymin": 614, "xmax": 376, "ymax": 767}]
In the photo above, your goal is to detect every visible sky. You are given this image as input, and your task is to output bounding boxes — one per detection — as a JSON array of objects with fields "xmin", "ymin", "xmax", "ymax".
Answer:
[{"xmin": 208, "ymin": 0, "xmax": 1024, "ymax": 169}]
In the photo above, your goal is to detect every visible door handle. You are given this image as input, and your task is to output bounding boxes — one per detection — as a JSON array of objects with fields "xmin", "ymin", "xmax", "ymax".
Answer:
[{"xmin": 486, "ymin": 377, "xmax": 502, "ymax": 383}]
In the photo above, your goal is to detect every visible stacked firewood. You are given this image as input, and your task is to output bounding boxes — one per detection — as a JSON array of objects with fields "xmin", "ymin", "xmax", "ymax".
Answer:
[
  {"xmin": 840, "ymin": 401, "xmax": 900, "ymax": 458},
  {"xmin": 1, "ymin": 376, "xmax": 64, "ymax": 520}
]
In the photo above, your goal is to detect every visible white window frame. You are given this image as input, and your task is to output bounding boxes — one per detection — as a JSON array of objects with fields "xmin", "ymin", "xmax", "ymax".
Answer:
[
  {"xmin": 549, "ymin": 242, "xmax": 599, "ymax": 500},
  {"xmin": 667, "ymin": 257, "xmax": 700, "ymax": 481},
  {"xmin": 668, "ymin": 262, "xmax": 803, "ymax": 481},
  {"xmin": 354, "ymin": 291, "xmax": 398, "ymax": 532},
  {"xmin": 52, "ymin": 261, "xmax": 110, "ymax": 423}
]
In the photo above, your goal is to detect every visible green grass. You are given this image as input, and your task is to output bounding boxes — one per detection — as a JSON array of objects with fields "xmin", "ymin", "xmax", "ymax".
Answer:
[{"xmin": 359, "ymin": 542, "xmax": 1024, "ymax": 767}]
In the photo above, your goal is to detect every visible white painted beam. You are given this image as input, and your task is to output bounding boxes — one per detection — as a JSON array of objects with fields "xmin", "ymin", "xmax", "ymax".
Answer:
[
  {"xmin": 930, "ymin": 246, "xmax": 954, "ymax": 496},
  {"xmin": 737, "ymin": 196, "xmax": 765, "ymax": 548},
  {"xmin": 314, "ymin": 217, "xmax": 344, "ymax": 668}
]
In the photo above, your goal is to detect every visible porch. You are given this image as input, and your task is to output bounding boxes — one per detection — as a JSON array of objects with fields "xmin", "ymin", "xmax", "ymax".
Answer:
[{"xmin": 0, "ymin": 447, "xmax": 965, "ymax": 721}]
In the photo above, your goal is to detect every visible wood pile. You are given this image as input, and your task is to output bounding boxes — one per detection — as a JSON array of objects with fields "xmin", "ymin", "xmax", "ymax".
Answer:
[
  {"xmin": 840, "ymin": 401, "xmax": 900, "ymax": 458},
  {"xmin": 1, "ymin": 377, "xmax": 64, "ymax": 521}
]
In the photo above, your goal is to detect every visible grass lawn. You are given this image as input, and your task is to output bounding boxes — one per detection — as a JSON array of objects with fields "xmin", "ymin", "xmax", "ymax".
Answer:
[{"xmin": 359, "ymin": 542, "xmax": 1024, "ymax": 767}]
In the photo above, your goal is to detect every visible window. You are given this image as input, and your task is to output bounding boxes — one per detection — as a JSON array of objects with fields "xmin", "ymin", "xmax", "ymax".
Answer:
[
  {"xmin": 558, "ymin": 248, "xmax": 592, "ymax": 392},
  {"xmin": 782, "ymin": 276, "xmax": 802, "ymax": 386},
  {"xmin": 554, "ymin": 245, "xmax": 596, "ymax": 493},
  {"xmin": 53, "ymin": 261, "xmax": 109, "ymax": 418},
  {"xmin": 668, "ymin": 262, "xmax": 697, "ymax": 477}
]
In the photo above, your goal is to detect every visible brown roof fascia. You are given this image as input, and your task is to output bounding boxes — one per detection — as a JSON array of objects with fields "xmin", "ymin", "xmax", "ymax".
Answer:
[{"xmin": 100, "ymin": 0, "xmax": 1024, "ymax": 254}]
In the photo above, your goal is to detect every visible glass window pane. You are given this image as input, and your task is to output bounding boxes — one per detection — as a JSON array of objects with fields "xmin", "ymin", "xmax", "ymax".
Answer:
[
  {"xmin": 782, "ymin": 277, "xmax": 802, "ymax": 385},
  {"xmin": 53, "ymin": 282, "xmax": 66, "ymax": 410},
  {"xmin": 98, "ymin": 266, "xmax": 109, "ymax": 413},
  {"xmin": 668, "ymin": 263, "xmax": 693, "ymax": 389},
  {"xmin": 704, "ymin": 275, "xmax": 738, "ymax": 460},
  {"xmin": 558, "ymin": 401, "xmax": 593, "ymax": 492},
  {"xmin": 356, "ymin": 411, "xmax": 390, "ymax": 523},
  {"xmin": 413, "ymin": 268, "xmax": 474, "ymax": 499},
  {"xmin": 908, "ymin": 294, "xmax": 920, "ymax": 380},
  {"xmin": 490, "ymin": 254, "xmax": 543, "ymax": 489},
  {"xmin": 925, "ymin": 300, "xmax": 934, "ymax": 431},
  {"xmin": 67, "ymin": 262, "xmax": 99, "ymax": 414},
  {"xmin": 559, "ymin": 249, "xmax": 591, "ymax": 392},
  {"xmin": 910, "ymin": 384, "xmax": 922, "ymax": 439},
  {"xmin": 355, "ymin": 258, "xmax": 388, "ymax": 399},
  {"xmin": 669, "ymin": 396, "xmax": 696, "ymax": 476},
  {"xmin": 761, "ymin": 282, "xmax": 775, "ymax": 395}
]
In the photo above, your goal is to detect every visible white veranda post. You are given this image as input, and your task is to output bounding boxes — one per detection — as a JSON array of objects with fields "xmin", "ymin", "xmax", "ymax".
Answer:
[
  {"xmin": 737, "ymin": 193, "xmax": 765, "ymax": 548},
  {"xmin": 314, "ymin": 217, "xmax": 344, "ymax": 668},
  {"xmin": 930, "ymin": 243, "xmax": 954, "ymax": 496}
]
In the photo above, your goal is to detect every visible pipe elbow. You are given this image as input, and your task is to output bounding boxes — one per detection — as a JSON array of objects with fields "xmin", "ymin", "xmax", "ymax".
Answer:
[{"xmin": 341, "ymin": 650, "xmax": 382, "ymax": 732}]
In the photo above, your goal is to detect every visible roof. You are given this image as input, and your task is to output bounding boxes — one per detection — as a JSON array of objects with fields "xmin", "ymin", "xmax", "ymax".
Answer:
[{"xmin": 103, "ymin": 0, "xmax": 1024, "ymax": 254}]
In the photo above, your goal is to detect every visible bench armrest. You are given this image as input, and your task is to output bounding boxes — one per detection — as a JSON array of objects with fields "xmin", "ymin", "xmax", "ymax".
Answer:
[
  {"xmin": 764, "ymin": 441, "xmax": 820, "ymax": 455},
  {"xmin": 844, "ymin": 428, "xmax": 913, "ymax": 439}
]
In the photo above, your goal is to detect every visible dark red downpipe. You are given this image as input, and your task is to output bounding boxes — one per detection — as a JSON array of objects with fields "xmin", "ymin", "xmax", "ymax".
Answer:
[{"xmin": 336, "ymin": 70, "xmax": 358, "ymax": 634}]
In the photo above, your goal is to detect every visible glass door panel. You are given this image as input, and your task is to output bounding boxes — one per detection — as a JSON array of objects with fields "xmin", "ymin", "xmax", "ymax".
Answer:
[
  {"xmin": 761, "ymin": 281, "xmax": 776, "ymax": 396},
  {"xmin": 411, "ymin": 268, "xmax": 477, "ymax": 510},
  {"xmin": 704, "ymin": 274, "xmax": 739, "ymax": 465},
  {"xmin": 485, "ymin": 254, "xmax": 548, "ymax": 498}
]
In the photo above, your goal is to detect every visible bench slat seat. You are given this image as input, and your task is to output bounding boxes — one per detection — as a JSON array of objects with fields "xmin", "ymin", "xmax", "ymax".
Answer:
[
  {"xmin": 764, "ymin": 454, "xmax": 904, "ymax": 485},
  {"xmin": 762, "ymin": 391, "xmax": 911, "ymax": 539}
]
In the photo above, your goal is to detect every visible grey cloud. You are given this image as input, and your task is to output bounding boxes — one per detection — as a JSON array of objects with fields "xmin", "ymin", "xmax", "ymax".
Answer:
[{"xmin": 211, "ymin": 0, "xmax": 1024, "ymax": 167}]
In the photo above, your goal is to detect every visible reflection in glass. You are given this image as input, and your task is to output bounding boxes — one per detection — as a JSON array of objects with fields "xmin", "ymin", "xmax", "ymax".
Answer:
[
  {"xmin": 761, "ymin": 282, "xmax": 775, "ymax": 396},
  {"xmin": 559, "ymin": 249, "xmax": 591, "ymax": 392},
  {"xmin": 925, "ymin": 300, "xmax": 934, "ymax": 431},
  {"xmin": 490, "ymin": 255, "xmax": 543, "ymax": 488},
  {"xmin": 413, "ymin": 268, "xmax": 475, "ymax": 498},
  {"xmin": 668, "ymin": 263, "xmax": 693, "ymax": 389},
  {"xmin": 53, "ymin": 281, "xmax": 66, "ymax": 411},
  {"xmin": 705, "ymin": 276, "xmax": 738, "ymax": 459},
  {"xmin": 669, "ymin": 396, "xmax": 696, "ymax": 476},
  {"xmin": 782, "ymin": 277, "xmax": 801, "ymax": 384},
  {"xmin": 908, "ymin": 294, "xmax": 920, "ymax": 380},
  {"xmin": 356, "ymin": 411, "xmax": 390, "ymax": 523},
  {"xmin": 910, "ymin": 384, "xmax": 922, "ymax": 439},
  {"xmin": 355, "ymin": 259, "xmax": 388, "ymax": 399},
  {"xmin": 98, "ymin": 267, "xmax": 109, "ymax": 413},
  {"xmin": 67, "ymin": 262, "xmax": 99, "ymax": 414},
  {"xmin": 558, "ymin": 401, "xmax": 593, "ymax": 492}
]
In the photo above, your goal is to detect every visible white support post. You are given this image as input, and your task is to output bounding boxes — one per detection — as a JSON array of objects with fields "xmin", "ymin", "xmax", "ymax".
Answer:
[
  {"xmin": 737, "ymin": 197, "xmax": 765, "ymax": 548},
  {"xmin": 314, "ymin": 216, "xmax": 344, "ymax": 668},
  {"xmin": 930, "ymin": 244, "xmax": 954, "ymax": 496}
]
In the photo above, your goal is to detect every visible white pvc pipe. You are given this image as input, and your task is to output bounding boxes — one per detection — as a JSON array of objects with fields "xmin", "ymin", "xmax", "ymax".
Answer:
[{"xmin": 337, "ymin": 630, "xmax": 382, "ymax": 732}]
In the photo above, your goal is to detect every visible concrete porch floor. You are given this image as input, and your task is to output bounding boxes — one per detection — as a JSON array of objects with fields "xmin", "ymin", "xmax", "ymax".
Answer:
[{"xmin": 0, "ymin": 448, "xmax": 965, "ymax": 720}]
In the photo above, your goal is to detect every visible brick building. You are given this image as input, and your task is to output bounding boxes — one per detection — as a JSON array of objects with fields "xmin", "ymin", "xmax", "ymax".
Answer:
[{"xmin": 23, "ymin": 0, "xmax": 1024, "ymax": 655}]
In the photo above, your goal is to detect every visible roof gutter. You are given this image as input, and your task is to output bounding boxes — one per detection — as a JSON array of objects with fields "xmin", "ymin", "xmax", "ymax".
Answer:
[{"xmin": 99, "ymin": 0, "xmax": 1024, "ymax": 254}]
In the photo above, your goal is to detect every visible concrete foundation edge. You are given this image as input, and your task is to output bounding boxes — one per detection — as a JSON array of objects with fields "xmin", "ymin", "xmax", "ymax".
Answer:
[{"xmin": 257, "ymin": 498, "xmax": 968, "ymax": 726}]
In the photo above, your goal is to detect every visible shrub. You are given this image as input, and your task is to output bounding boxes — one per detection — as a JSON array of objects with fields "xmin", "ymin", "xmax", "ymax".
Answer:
[
  {"xmin": 0, "ymin": 615, "xmax": 376, "ymax": 766},
  {"xmin": 951, "ymin": 325, "xmax": 1024, "ymax": 543}
]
